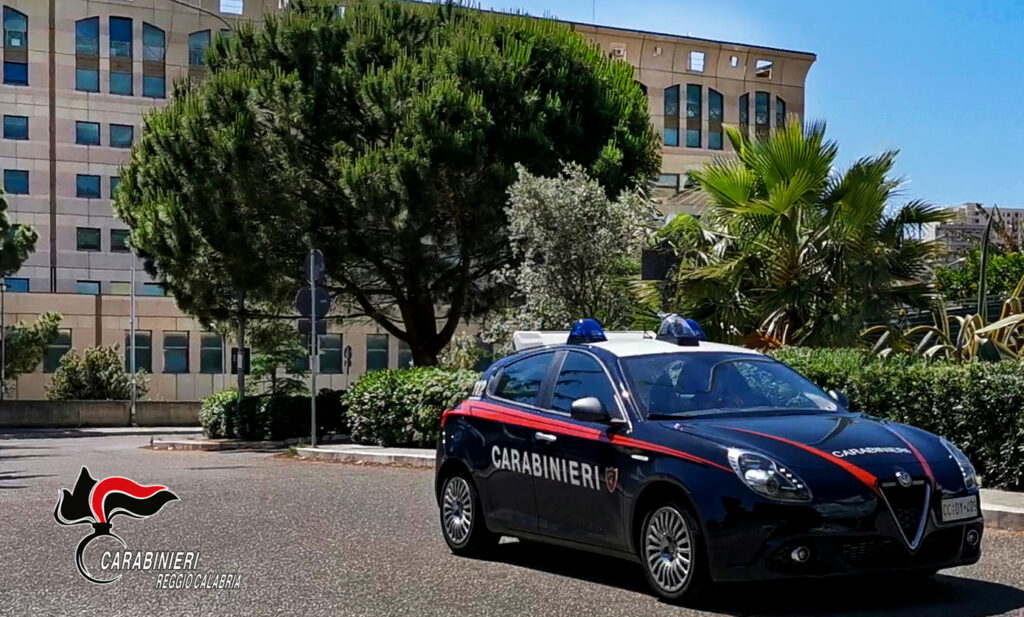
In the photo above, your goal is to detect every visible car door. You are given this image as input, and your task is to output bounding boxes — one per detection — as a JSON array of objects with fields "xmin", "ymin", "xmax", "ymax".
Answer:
[
  {"xmin": 533, "ymin": 350, "xmax": 631, "ymax": 550},
  {"xmin": 472, "ymin": 351, "xmax": 557, "ymax": 534}
]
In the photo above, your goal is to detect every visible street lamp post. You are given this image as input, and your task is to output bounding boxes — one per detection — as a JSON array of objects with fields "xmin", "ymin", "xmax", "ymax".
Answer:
[
  {"xmin": 1, "ymin": 281, "xmax": 6, "ymax": 401},
  {"xmin": 130, "ymin": 252, "xmax": 137, "ymax": 421}
]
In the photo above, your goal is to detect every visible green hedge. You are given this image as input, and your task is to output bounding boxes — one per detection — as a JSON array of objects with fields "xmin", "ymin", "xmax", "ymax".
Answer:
[
  {"xmin": 344, "ymin": 367, "xmax": 479, "ymax": 447},
  {"xmin": 199, "ymin": 389, "xmax": 347, "ymax": 441},
  {"xmin": 772, "ymin": 347, "xmax": 1024, "ymax": 490}
]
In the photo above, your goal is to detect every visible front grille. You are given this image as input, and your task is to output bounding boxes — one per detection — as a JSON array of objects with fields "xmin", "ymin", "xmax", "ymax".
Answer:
[
  {"xmin": 880, "ymin": 481, "xmax": 929, "ymax": 546},
  {"xmin": 841, "ymin": 538, "xmax": 899, "ymax": 566}
]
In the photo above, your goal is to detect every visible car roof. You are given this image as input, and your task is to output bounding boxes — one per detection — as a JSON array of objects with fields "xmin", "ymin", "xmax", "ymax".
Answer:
[{"xmin": 588, "ymin": 338, "xmax": 763, "ymax": 358}]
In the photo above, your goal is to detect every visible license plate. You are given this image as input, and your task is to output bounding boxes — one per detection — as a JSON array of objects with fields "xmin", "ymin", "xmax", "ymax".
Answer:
[{"xmin": 941, "ymin": 495, "xmax": 979, "ymax": 522}]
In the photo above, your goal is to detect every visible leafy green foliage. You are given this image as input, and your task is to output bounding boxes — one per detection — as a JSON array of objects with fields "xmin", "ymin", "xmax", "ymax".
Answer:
[
  {"xmin": 489, "ymin": 163, "xmax": 657, "ymax": 339},
  {"xmin": 671, "ymin": 122, "xmax": 951, "ymax": 347},
  {"xmin": 115, "ymin": 0, "xmax": 659, "ymax": 367},
  {"xmin": 344, "ymin": 367, "xmax": 479, "ymax": 447},
  {"xmin": 935, "ymin": 249, "xmax": 1024, "ymax": 301},
  {"xmin": 199, "ymin": 388, "xmax": 239, "ymax": 438},
  {"xmin": 45, "ymin": 345, "xmax": 149, "ymax": 401},
  {"xmin": 248, "ymin": 320, "xmax": 308, "ymax": 395},
  {"xmin": 199, "ymin": 388, "xmax": 346, "ymax": 440},
  {"xmin": 5, "ymin": 311, "xmax": 61, "ymax": 383},
  {"xmin": 772, "ymin": 347, "xmax": 1024, "ymax": 489}
]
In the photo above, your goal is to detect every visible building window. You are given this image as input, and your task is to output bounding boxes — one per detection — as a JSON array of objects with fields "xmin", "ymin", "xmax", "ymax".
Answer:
[
  {"xmin": 142, "ymin": 23, "xmax": 166, "ymax": 99},
  {"xmin": 688, "ymin": 51, "xmax": 705, "ymax": 72},
  {"xmin": 43, "ymin": 329, "xmax": 72, "ymax": 373},
  {"xmin": 708, "ymin": 88, "xmax": 723, "ymax": 151},
  {"xmin": 75, "ymin": 17, "xmax": 100, "ymax": 92},
  {"xmin": 663, "ymin": 85, "xmax": 679, "ymax": 147},
  {"xmin": 163, "ymin": 331, "xmax": 189, "ymax": 374},
  {"xmin": 755, "ymin": 59, "xmax": 773, "ymax": 79},
  {"xmin": 320, "ymin": 333, "xmax": 342, "ymax": 373},
  {"xmin": 142, "ymin": 282, "xmax": 166, "ymax": 296},
  {"xmin": 109, "ymin": 281, "xmax": 131, "ymax": 295},
  {"xmin": 739, "ymin": 93, "xmax": 749, "ymax": 136},
  {"xmin": 76, "ymin": 280, "xmax": 100, "ymax": 295},
  {"xmin": 221, "ymin": 0, "xmax": 244, "ymax": 14},
  {"xmin": 685, "ymin": 84, "xmax": 701, "ymax": 149},
  {"xmin": 365, "ymin": 334, "xmax": 388, "ymax": 372},
  {"xmin": 398, "ymin": 340, "xmax": 413, "ymax": 368},
  {"xmin": 110, "ymin": 17, "xmax": 133, "ymax": 95},
  {"xmin": 76, "ymin": 227, "xmax": 101, "ymax": 251},
  {"xmin": 110, "ymin": 124, "xmax": 133, "ymax": 148},
  {"xmin": 110, "ymin": 176, "xmax": 121, "ymax": 196},
  {"xmin": 755, "ymin": 91, "xmax": 770, "ymax": 138},
  {"xmin": 111, "ymin": 229, "xmax": 130, "ymax": 252},
  {"xmin": 3, "ymin": 7, "xmax": 27, "ymax": 86},
  {"xmin": 3, "ymin": 115, "xmax": 27, "ymax": 140},
  {"xmin": 654, "ymin": 173, "xmax": 679, "ymax": 190},
  {"xmin": 730, "ymin": 55, "xmax": 739, "ymax": 68},
  {"xmin": 4, "ymin": 277, "xmax": 27, "ymax": 292},
  {"xmin": 776, "ymin": 96, "xmax": 787, "ymax": 128},
  {"xmin": 3, "ymin": 169, "xmax": 28, "ymax": 194},
  {"xmin": 75, "ymin": 121, "xmax": 100, "ymax": 146},
  {"xmin": 76, "ymin": 174, "xmax": 101, "ymax": 198},
  {"xmin": 200, "ymin": 333, "xmax": 223, "ymax": 373},
  {"xmin": 125, "ymin": 331, "xmax": 152, "ymax": 373},
  {"xmin": 189, "ymin": 30, "xmax": 211, "ymax": 67}
]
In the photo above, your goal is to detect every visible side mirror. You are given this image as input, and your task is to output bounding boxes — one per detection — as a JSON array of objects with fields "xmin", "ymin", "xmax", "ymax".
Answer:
[
  {"xmin": 828, "ymin": 389, "xmax": 849, "ymax": 408},
  {"xmin": 570, "ymin": 396, "xmax": 610, "ymax": 423}
]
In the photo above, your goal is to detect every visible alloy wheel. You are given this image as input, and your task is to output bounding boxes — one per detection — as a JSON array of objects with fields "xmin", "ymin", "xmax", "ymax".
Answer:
[
  {"xmin": 442, "ymin": 476, "xmax": 473, "ymax": 545},
  {"xmin": 644, "ymin": 506, "xmax": 692, "ymax": 593}
]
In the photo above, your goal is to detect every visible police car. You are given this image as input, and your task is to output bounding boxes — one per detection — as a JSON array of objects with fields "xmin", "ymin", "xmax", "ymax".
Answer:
[{"xmin": 434, "ymin": 317, "xmax": 983, "ymax": 604}]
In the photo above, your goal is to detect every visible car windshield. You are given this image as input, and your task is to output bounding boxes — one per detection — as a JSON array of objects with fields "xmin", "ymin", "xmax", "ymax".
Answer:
[{"xmin": 620, "ymin": 352, "xmax": 840, "ymax": 418}]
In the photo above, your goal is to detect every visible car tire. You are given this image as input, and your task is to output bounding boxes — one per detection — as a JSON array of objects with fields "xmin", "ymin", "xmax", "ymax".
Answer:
[
  {"xmin": 638, "ymin": 501, "xmax": 710, "ymax": 605},
  {"xmin": 439, "ymin": 473, "xmax": 496, "ymax": 556}
]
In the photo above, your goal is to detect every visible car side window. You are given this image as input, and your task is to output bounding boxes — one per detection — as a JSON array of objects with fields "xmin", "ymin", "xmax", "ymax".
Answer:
[
  {"xmin": 492, "ymin": 352, "xmax": 553, "ymax": 406},
  {"xmin": 550, "ymin": 352, "xmax": 619, "ymax": 416}
]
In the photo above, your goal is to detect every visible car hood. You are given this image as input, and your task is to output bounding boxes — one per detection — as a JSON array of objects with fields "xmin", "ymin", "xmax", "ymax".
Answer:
[{"xmin": 660, "ymin": 411, "xmax": 929, "ymax": 475}]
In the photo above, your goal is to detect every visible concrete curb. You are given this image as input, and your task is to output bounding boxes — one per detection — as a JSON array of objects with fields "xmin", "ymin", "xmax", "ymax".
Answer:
[
  {"xmin": 150, "ymin": 434, "xmax": 350, "ymax": 452},
  {"xmin": 0, "ymin": 426, "xmax": 202, "ymax": 438},
  {"xmin": 981, "ymin": 489, "xmax": 1024, "ymax": 531},
  {"xmin": 295, "ymin": 445, "xmax": 435, "ymax": 468}
]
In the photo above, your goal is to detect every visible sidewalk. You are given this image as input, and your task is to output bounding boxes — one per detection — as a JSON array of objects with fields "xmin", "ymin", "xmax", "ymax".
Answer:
[
  {"xmin": 295, "ymin": 445, "xmax": 1024, "ymax": 530},
  {"xmin": 0, "ymin": 426, "xmax": 202, "ymax": 438}
]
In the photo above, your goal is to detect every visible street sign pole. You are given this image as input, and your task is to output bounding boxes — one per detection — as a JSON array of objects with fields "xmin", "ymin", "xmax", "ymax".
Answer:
[
  {"xmin": 309, "ymin": 248, "xmax": 317, "ymax": 448},
  {"xmin": 130, "ymin": 250, "xmax": 137, "ymax": 422}
]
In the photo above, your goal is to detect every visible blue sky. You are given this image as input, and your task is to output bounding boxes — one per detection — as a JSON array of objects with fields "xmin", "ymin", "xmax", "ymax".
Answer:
[{"xmin": 479, "ymin": 0, "xmax": 1020, "ymax": 208}]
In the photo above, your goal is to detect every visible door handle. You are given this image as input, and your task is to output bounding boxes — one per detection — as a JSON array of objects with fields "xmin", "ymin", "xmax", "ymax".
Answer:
[{"xmin": 534, "ymin": 432, "xmax": 557, "ymax": 443}]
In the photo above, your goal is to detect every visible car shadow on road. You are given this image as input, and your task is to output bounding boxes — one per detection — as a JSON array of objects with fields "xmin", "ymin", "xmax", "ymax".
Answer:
[
  {"xmin": 481, "ymin": 540, "xmax": 1024, "ymax": 617},
  {"xmin": 0, "ymin": 471, "xmax": 56, "ymax": 490}
]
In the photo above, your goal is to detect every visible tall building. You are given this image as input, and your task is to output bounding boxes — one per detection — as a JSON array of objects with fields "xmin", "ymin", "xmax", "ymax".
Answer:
[
  {"xmin": 0, "ymin": 0, "xmax": 814, "ymax": 400},
  {"xmin": 924, "ymin": 202, "xmax": 1024, "ymax": 256}
]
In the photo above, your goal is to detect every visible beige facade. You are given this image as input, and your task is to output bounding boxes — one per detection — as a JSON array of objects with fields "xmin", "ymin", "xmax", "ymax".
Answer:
[
  {"xmin": 925, "ymin": 202, "xmax": 1024, "ymax": 256},
  {"xmin": 0, "ymin": 1, "xmax": 813, "ymax": 400}
]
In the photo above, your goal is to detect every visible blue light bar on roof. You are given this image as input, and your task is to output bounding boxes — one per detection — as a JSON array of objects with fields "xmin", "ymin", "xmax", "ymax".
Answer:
[
  {"xmin": 657, "ymin": 314, "xmax": 701, "ymax": 346},
  {"xmin": 567, "ymin": 318, "xmax": 607, "ymax": 344}
]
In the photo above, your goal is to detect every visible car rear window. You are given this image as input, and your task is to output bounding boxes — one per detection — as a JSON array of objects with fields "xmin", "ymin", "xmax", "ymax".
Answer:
[{"xmin": 491, "ymin": 352, "xmax": 553, "ymax": 406}]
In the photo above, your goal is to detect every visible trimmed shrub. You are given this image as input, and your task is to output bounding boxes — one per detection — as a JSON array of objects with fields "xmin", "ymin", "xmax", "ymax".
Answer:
[
  {"xmin": 772, "ymin": 347, "xmax": 1024, "ymax": 490},
  {"xmin": 199, "ymin": 389, "xmax": 239, "ymax": 438},
  {"xmin": 344, "ymin": 367, "xmax": 479, "ymax": 447},
  {"xmin": 199, "ymin": 388, "xmax": 346, "ymax": 441}
]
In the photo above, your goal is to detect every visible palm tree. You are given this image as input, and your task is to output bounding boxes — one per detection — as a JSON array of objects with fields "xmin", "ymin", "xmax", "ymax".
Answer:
[{"xmin": 674, "ymin": 121, "xmax": 951, "ymax": 347}]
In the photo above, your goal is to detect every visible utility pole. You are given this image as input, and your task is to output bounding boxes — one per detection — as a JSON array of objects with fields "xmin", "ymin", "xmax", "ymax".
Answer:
[
  {"xmin": 309, "ymin": 247, "xmax": 318, "ymax": 448},
  {"xmin": 129, "ymin": 253, "xmax": 137, "ymax": 420},
  {"xmin": 1, "ymin": 281, "xmax": 6, "ymax": 401}
]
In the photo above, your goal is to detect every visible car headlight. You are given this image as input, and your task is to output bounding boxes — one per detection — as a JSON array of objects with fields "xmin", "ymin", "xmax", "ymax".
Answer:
[
  {"xmin": 727, "ymin": 448, "xmax": 812, "ymax": 502},
  {"xmin": 940, "ymin": 437, "xmax": 977, "ymax": 490}
]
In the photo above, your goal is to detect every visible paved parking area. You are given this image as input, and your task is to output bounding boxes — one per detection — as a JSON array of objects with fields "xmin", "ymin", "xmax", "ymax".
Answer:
[{"xmin": 2, "ymin": 433, "xmax": 1024, "ymax": 617}]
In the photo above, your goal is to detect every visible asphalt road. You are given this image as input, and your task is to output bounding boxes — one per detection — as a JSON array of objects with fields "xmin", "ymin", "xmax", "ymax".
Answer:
[{"xmin": 2, "ymin": 433, "xmax": 1024, "ymax": 617}]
